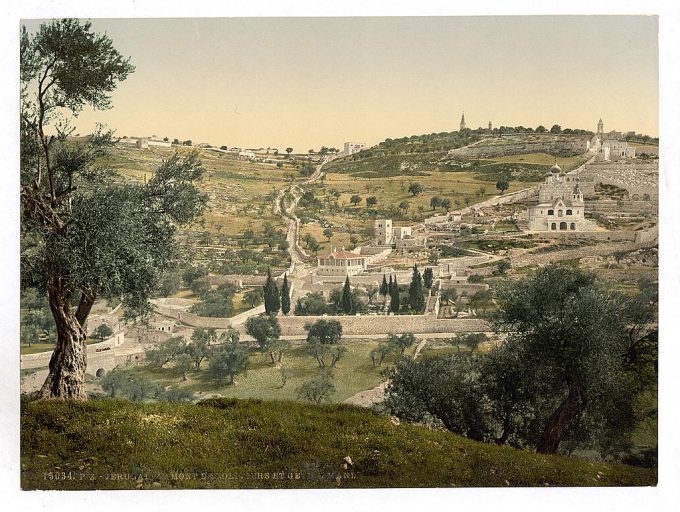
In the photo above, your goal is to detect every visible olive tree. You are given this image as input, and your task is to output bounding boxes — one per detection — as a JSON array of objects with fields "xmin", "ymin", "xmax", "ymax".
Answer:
[{"xmin": 20, "ymin": 19, "xmax": 206, "ymax": 399}]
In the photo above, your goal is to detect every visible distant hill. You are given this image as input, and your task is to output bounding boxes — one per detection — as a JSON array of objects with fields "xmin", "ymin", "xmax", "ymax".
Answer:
[{"xmin": 21, "ymin": 398, "xmax": 656, "ymax": 489}]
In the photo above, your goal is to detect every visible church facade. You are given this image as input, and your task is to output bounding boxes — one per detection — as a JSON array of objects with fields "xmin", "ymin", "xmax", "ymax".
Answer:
[{"xmin": 526, "ymin": 164, "xmax": 597, "ymax": 232}]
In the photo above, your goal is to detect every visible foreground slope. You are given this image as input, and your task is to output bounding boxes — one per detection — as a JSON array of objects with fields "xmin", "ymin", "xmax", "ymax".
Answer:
[{"xmin": 21, "ymin": 398, "xmax": 656, "ymax": 489}]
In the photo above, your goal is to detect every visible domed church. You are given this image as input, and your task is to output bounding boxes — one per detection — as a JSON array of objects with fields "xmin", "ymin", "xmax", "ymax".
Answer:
[{"xmin": 526, "ymin": 164, "xmax": 596, "ymax": 232}]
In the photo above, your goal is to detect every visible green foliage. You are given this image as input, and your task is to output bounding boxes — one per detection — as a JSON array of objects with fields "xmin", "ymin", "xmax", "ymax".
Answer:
[
  {"xmin": 144, "ymin": 336, "xmax": 187, "ymax": 369},
  {"xmin": 380, "ymin": 275, "xmax": 389, "ymax": 297},
  {"xmin": 208, "ymin": 339, "xmax": 249, "ymax": 385},
  {"xmin": 294, "ymin": 292, "xmax": 331, "ymax": 315},
  {"xmin": 187, "ymin": 328, "xmax": 215, "ymax": 369},
  {"xmin": 408, "ymin": 265, "xmax": 425, "ymax": 313},
  {"xmin": 245, "ymin": 314, "xmax": 282, "ymax": 351},
  {"xmin": 91, "ymin": 323, "xmax": 113, "ymax": 341},
  {"xmin": 189, "ymin": 283, "xmax": 237, "ymax": 317},
  {"xmin": 280, "ymin": 274, "xmax": 291, "ymax": 315},
  {"xmin": 329, "ymin": 287, "xmax": 367, "ymax": 315},
  {"xmin": 389, "ymin": 333, "xmax": 416, "ymax": 355},
  {"xmin": 243, "ymin": 287, "xmax": 264, "ymax": 308},
  {"xmin": 174, "ymin": 353, "xmax": 193, "ymax": 381},
  {"xmin": 451, "ymin": 333, "xmax": 488, "ymax": 353},
  {"xmin": 390, "ymin": 276, "xmax": 400, "ymax": 313},
  {"xmin": 100, "ymin": 369, "xmax": 162, "ymax": 402},
  {"xmin": 386, "ymin": 266, "xmax": 657, "ymax": 460},
  {"xmin": 304, "ymin": 319, "xmax": 343, "ymax": 345},
  {"xmin": 366, "ymin": 196, "xmax": 378, "ymax": 208},
  {"xmin": 263, "ymin": 269, "xmax": 281, "ymax": 315},
  {"xmin": 340, "ymin": 276, "xmax": 353, "ymax": 314},
  {"xmin": 467, "ymin": 274, "xmax": 484, "ymax": 283},
  {"xmin": 423, "ymin": 268, "xmax": 434, "ymax": 289},
  {"xmin": 157, "ymin": 269, "xmax": 182, "ymax": 297},
  {"xmin": 430, "ymin": 196, "xmax": 441, "ymax": 210},
  {"xmin": 20, "ymin": 398, "xmax": 655, "ymax": 489},
  {"xmin": 297, "ymin": 371, "xmax": 336, "ymax": 404},
  {"xmin": 306, "ymin": 340, "xmax": 348, "ymax": 368},
  {"xmin": 408, "ymin": 182, "xmax": 424, "ymax": 196},
  {"xmin": 495, "ymin": 180, "xmax": 510, "ymax": 194}
]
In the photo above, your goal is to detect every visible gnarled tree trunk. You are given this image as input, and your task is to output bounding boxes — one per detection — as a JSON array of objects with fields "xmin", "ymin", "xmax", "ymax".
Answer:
[
  {"xmin": 537, "ymin": 384, "xmax": 587, "ymax": 454},
  {"xmin": 38, "ymin": 276, "xmax": 88, "ymax": 400}
]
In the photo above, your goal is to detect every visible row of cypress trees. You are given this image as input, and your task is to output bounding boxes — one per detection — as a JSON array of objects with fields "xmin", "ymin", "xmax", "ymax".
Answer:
[
  {"xmin": 263, "ymin": 270, "xmax": 291, "ymax": 315},
  {"xmin": 378, "ymin": 265, "xmax": 434, "ymax": 314}
]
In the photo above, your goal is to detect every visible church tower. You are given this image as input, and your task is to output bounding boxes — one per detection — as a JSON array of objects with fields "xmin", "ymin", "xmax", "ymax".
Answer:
[
  {"xmin": 460, "ymin": 113, "xmax": 466, "ymax": 131},
  {"xmin": 488, "ymin": 121, "xmax": 492, "ymax": 132},
  {"xmin": 597, "ymin": 118, "xmax": 604, "ymax": 138}
]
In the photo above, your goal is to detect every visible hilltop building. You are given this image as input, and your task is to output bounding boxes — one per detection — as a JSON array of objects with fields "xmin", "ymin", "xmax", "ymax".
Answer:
[
  {"xmin": 460, "ymin": 113, "xmax": 466, "ymax": 131},
  {"xmin": 526, "ymin": 164, "xmax": 596, "ymax": 232},
  {"xmin": 317, "ymin": 250, "xmax": 368, "ymax": 276},
  {"xmin": 343, "ymin": 142, "xmax": 366, "ymax": 156},
  {"xmin": 591, "ymin": 119, "xmax": 636, "ymax": 161},
  {"xmin": 373, "ymin": 219, "xmax": 427, "ymax": 254}
]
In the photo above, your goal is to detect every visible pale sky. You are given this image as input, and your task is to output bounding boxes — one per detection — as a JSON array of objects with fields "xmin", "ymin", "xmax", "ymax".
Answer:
[{"xmin": 22, "ymin": 16, "xmax": 658, "ymax": 150}]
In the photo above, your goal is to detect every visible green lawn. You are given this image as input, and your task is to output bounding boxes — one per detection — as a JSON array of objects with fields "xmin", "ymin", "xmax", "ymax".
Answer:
[
  {"xmin": 128, "ymin": 341, "xmax": 415, "ymax": 403},
  {"xmin": 20, "ymin": 398, "xmax": 657, "ymax": 489}
]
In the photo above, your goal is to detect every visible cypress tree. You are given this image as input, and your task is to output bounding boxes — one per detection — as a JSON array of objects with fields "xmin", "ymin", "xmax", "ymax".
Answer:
[
  {"xmin": 423, "ymin": 267, "xmax": 434, "ymax": 290},
  {"xmin": 390, "ymin": 276, "xmax": 400, "ymax": 313},
  {"xmin": 264, "ymin": 269, "xmax": 281, "ymax": 315},
  {"xmin": 380, "ymin": 274, "xmax": 388, "ymax": 299},
  {"xmin": 341, "ymin": 275, "xmax": 353, "ymax": 314},
  {"xmin": 280, "ymin": 273, "xmax": 291, "ymax": 315},
  {"xmin": 388, "ymin": 274, "xmax": 394, "ymax": 295},
  {"xmin": 409, "ymin": 265, "xmax": 425, "ymax": 313}
]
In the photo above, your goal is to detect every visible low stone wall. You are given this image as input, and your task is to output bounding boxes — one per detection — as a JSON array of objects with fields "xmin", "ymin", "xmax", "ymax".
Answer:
[
  {"xmin": 275, "ymin": 315, "xmax": 488, "ymax": 336},
  {"xmin": 524, "ymin": 230, "xmax": 638, "ymax": 242},
  {"xmin": 20, "ymin": 332, "xmax": 125, "ymax": 370},
  {"xmin": 439, "ymin": 282, "xmax": 490, "ymax": 295}
]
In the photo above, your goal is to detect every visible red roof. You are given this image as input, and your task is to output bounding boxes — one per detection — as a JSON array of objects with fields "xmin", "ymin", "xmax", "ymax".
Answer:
[{"xmin": 320, "ymin": 251, "xmax": 365, "ymax": 259}]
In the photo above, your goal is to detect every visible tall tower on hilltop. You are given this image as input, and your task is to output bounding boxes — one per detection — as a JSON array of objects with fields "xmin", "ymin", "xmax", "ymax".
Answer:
[
  {"xmin": 597, "ymin": 118, "xmax": 604, "ymax": 138},
  {"xmin": 460, "ymin": 113, "xmax": 466, "ymax": 131},
  {"xmin": 488, "ymin": 121, "xmax": 492, "ymax": 132}
]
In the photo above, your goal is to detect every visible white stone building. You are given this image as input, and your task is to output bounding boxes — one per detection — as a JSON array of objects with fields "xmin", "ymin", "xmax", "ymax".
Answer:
[
  {"xmin": 374, "ymin": 219, "xmax": 394, "ymax": 245},
  {"xmin": 343, "ymin": 142, "xmax": 366, "ymax": 156},
  {"xmin": 317, "ymin": 250, "xmax": 368, "ymax": 276},
  {"xmin": 591, "ymin": 119, "xmax": 635, "ymax": 161},
  {"xmin": 526, "ymin": 164, "xmax": 596, "ymax": 232}
]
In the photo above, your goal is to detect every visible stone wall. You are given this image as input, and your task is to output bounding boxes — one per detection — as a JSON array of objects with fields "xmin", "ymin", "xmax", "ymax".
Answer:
[
  {"xmin": 274, "ymin": 315, "xmax": 489, "ymax": 336},
  {"xmin": 20, "ymin": 332, "xmax": 125, "ymax": 370}
]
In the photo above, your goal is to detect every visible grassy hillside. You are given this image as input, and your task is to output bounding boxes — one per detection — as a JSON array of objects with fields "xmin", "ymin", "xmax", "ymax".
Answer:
[{"xmin": 21, "ymin": 398, "xmax": 656, "ymax": 490}]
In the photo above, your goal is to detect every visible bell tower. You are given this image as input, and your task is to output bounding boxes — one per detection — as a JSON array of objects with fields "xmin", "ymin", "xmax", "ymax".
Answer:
[{"xmin": 460, "ymin": 113, "xmax": 466, "ymax": 131}]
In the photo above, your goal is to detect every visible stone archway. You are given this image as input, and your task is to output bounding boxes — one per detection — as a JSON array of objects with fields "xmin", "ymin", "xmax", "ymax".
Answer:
[{"xmin": 95, "ymin": 368, "xmax": 107, "ymax": 378}]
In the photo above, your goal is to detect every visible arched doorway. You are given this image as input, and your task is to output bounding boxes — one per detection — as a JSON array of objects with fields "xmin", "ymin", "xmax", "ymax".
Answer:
[
  {"xmin": 551, "ymin": 222, "xmax": 557, "ymax": 230},
  {"xmin": 559, "ymin": 222, "xmax": 567, "ymax": 230},
  {"xmin": 570, "ymin": 223, "xmax": 576, "ymax": 230},
  {"xmin": 96, "ymin": 368, "xmax": 106, "ymax": 378}
]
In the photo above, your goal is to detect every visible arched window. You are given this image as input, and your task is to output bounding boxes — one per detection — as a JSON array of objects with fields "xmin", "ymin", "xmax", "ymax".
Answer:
[
  {"xmin": 566, "ymin": 209, "xmax": 572, "ymax": 215},
  {"xmin": 560, "ymin": 222, "xmax": 567, "ymax": 230},
  {"xmin": 570, "ymin": 223, "xmax": 576, "ymax": 230},
  {"xmin": 548, "ymin": 209, "xmax": 554, "ymax": 216},
  {"xmin": 558, "ymin": 210, "xmax": 563, "ymax": 217},
  {"xmin": 551, "ymin": 223, "xmax": 557, "ymax": 230}
]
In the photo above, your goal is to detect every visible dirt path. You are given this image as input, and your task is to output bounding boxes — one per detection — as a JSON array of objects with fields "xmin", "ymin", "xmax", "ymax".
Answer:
[{"xmin": 343, "ymin": 337, "xmax": 429, "ymax": 408}]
